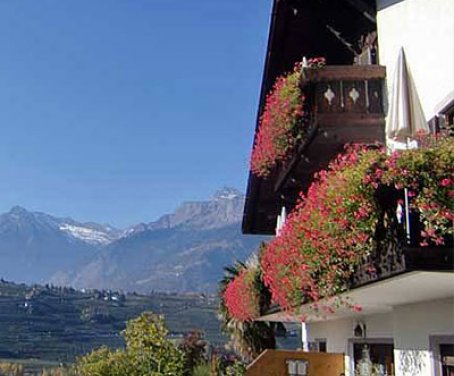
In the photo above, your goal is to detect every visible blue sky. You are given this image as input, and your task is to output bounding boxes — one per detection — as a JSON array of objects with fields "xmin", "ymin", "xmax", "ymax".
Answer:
[{"xmin": 0, "ymin": 1, "xmax": 271, "ymax": 227}]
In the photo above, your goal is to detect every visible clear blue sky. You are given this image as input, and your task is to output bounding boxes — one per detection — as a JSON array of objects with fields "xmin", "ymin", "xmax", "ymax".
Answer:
[{"xmin": 0, "ymin": 0, "xmax": 271, "ymax": 227}]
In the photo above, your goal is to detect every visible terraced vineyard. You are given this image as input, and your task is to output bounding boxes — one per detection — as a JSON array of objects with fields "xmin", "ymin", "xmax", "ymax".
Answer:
[{"xmin": 0, "ymin": 280, "xmax": 224, "ymax": 363}]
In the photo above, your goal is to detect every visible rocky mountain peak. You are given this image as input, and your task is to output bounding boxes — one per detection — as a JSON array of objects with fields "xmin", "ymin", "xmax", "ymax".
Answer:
[
  {"xmin": 212, "ymin": 187, "xmax": 243, "ymax": 201},
  {"xmin": 143, "ymin": 187, "xmax": 244, "ymax": 231},
  {"xmin": 2, "ymin": 206, "xmax": 46, "ymax": 228},
  {"xmin": 8, "ymin": 205, "xmax": 31, "ymax": 217}
]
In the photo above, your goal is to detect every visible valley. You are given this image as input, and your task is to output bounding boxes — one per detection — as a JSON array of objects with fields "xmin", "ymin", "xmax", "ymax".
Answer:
[{"xmin": 0, "ymin": 280, "xmax": 224, "ymax": 363}]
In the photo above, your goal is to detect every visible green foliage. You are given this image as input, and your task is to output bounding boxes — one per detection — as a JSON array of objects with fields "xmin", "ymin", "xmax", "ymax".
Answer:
[
  {"xmin": 224, "ymin": 360, "xmax": 246, "ymax": 376},
  {"xmin": 76, "ymin": 347, "xmax": 131, "ymax": 376},
  {"xmin": 191, "ymin": 363, "xmax": 211, "ymax": 376},
  {"xmin": 0, "ymin": 280, "xmax": 223, "ymax": 363},
  {"xmin": 76, "ymin": 312, "xmax": 185, "ymax": 376},
  {"xmin": 209, "ymin": 354, "xmax": 247, "ymax": 376}
]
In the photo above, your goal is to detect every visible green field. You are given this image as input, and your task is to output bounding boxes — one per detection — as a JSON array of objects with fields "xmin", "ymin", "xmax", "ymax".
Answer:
[{"xmin": 0, "ymin": 280, "xmax": 225, "ymax": 364}]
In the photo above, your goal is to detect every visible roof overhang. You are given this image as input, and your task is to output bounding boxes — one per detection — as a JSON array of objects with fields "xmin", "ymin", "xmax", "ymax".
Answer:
[
  {"xmin": 242, "ymin": 0, "xmax": 379, "ymax": 235},
  {"xmin": 256, "ymin": 271, "xmax": 454, "ymax": 323}
]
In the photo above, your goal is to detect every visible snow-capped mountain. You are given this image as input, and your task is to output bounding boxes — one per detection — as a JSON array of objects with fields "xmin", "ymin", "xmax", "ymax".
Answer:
[
  {"xmin": 0, "ymin": 206, "xmax": 120, "ymax": 246},
  {"xmin": 1, "ymin": 187, "xmax": 267, "ymax": 292},
  {"xmin": 52, "ymin": 187, "xmax": 267, "ymax": 293},
  {"xmin": 58, "ymin": 222, "xmax": 120, "ymax": 245},
  {"xmin": 0, "ymin": 207, "xmax": 121, "ymax": 284}
]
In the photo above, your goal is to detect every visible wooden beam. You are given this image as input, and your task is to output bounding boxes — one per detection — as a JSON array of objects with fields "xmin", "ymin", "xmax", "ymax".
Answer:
[
  {"xmin": 274, "ymin": 122, "xmax": 319, "ymax": 193},
  {"xmin": 302, "ymin": 65, "xmax": 386, "ymax": 82},
  {"xmin": 341, "ymin": 0, "xmax": 377, "ymax": 23},
  {"xmin": 317, "ymin": 113, "xmax": 385, "ymax": 127}
]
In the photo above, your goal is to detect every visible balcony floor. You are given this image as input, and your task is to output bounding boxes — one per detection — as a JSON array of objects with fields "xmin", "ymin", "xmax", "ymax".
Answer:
[{"xmin": 257, "ymin": 271, "xmax": 454, "ymax": 323}]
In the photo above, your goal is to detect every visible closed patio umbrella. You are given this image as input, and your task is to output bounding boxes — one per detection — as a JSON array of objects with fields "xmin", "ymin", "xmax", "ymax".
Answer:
[
  {"xmin": 386, "ymin": 47, "xmax": 429, "ymax": 149},
  {"xmin": 386, "ymin": 47, "xmax": 430, "ymax": 243}
]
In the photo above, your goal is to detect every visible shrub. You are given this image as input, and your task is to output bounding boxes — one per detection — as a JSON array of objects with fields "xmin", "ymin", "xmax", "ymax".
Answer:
[{"xmin": 76, "ymin": 312, "xmax": 185, "ymax": 376}]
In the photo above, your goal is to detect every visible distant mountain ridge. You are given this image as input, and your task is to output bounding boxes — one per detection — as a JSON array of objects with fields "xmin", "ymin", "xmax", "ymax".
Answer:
[
  {"xmin": 1, "ymin": 205, "xmax": 121, "ymax": 246},
  {"xmin": 0, "ymin": 206, "xmax": 103, "ymax": 283},
  {"xmin": 0, "ymin": 187, "xmax": 266, "ymax": 292},
  {"xmin": 128, "ymin": 187, "xmax": 244, "ymax": 234}
]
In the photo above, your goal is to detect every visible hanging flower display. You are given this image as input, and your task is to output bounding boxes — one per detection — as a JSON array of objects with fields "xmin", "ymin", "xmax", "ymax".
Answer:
[
  {"xmin": 260, "ymin": 145, "xmax": 383, "ymax": 311},
  {"xmin": 223, "ymin": 267, "xmax": 261, "ymax": 322},
  {"xmin": 260, "ymin": 136, "xmax": 453, "ymax": 312},
  {"xmin": 380, "ymin": 136, "xmax": 454, "ymax": 245},
  {"xmin": 250, "ymin": 65, "xmax": 304, "ymax": 177},
  {"xmin": 250, "ymin": 58, "xmax": 326, "ymax": 178}
]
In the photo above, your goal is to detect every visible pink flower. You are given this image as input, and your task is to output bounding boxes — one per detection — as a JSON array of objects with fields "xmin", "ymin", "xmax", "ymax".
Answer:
[
  {"xmin": 440, "ymin": 178, "xmax": 452, "ymax": 187},
  {"xmin": 250, "ymin": 66, "xmax": 305, "ymax": 177},
  {"xmin": 257, "ymin": 136, "xmax": 453, "ymax": 316},
  {"xmin": 224, "ymin": 269, "xmax": 260, "ymax": 321}
]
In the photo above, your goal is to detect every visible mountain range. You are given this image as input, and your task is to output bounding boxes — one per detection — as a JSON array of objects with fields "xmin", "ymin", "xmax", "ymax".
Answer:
[{"xmin": 0, "ymin": 188, "xmax": 266, "ymax": 293}]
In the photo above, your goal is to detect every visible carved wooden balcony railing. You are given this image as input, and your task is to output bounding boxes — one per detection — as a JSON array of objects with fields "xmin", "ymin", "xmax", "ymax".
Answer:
[
  {"xmin": 243, "ymin": 65, "xmax": 387, "ymax": 235},
  {"xmin": 350, "ymin": 187, "xmax": 454, "ymax": 288},
  {"xmin": 303, "ymin": 65, "xmax": 386, "ymax": 115},
  {"xmin": 274, "ymin": 65, "xmax": 386, "ymax": 198}
]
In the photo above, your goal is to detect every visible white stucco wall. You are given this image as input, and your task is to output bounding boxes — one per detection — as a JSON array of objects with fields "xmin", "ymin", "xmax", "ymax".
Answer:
[
  {"xmin": 307, "ymin": 298, "xmax": 454, "ymax": 376},
  {"xmin": 393, "ymin": 299, "xmax": 454, "ymax": 376},
  {"xmin": 308, "ymin": 313, "xmax": 394, "ymax": 375},
  {"xmin": 376, "ymin": 0, "xmax": 454, "ymax": 120},
  {"xmin": 308, "ymin": 313, "xmax": 394, "ymax": 353}
]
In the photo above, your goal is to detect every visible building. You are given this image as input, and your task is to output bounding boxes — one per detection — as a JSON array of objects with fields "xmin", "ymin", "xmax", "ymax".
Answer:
[{"xmin": 242, "ymin": 1, "xmax": 453, "ymax": 375}]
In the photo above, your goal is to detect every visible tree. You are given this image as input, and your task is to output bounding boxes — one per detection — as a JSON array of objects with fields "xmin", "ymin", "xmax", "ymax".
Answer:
[{"xmin": 76, "ymin": 312, "xmax": 185, "ymax": 376}]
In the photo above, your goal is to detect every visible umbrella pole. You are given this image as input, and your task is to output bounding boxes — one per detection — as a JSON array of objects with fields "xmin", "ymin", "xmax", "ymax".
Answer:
[
  {"xmin": 404, "ymin": 187, "xmax": 411, "ymax": 244},
  {"xmin": 404, "ymin": 137, "xmax": 411, "ymax": 244}
]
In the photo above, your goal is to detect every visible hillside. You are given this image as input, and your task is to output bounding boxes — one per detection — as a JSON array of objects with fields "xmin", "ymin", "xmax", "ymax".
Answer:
[
  {"xmin": 0, "ymin": 280, "xmax": 224, "ymax": 363},
  {"xmin": 58, "ymin": 222, "xmax": 263, "ymax": 293}
]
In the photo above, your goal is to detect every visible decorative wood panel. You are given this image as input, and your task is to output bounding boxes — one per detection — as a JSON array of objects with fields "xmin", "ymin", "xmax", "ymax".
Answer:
[
  {"xmin": 246, "ymin": 350, "xmax": 345, "ymax": 376},
  {"xmin": 316, "ymin": 82, "xmax": 342, "ymax": 113},
  {"xmin": 367, "ymin": 79, "xmax": 383, "ymax": 113},
  {"xmin": 313, "ymin": 77, "xmax": 383, "ymax": 115},
  {"xmin": 343, "ymin": 80, "xmax": 367, "ymax": 113}
]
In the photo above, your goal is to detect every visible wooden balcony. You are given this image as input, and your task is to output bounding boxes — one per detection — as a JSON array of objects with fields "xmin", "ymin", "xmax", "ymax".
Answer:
[
  {"xmin": 350, "ymin": 187, "xmax": 453, "ymax": 288},
  {"xmin": 274, "ymin": 65, "xmax": 386, "ymax": 193},
  {"xmin": 243, "ymin": 65, "xmax": 386, "ymax": 235}
]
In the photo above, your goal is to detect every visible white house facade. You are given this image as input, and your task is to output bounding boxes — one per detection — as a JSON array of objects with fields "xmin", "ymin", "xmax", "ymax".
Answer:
[{"xmin": 241, "ymin": 1, "xmax": 453, "ymax": 375}]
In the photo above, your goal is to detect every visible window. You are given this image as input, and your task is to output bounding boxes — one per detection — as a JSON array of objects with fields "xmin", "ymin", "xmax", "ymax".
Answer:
[
  {"xmin": 353, "ymin": 342, "xmax": 395, "ymax": 376},
  {"xmin": 286, "ymin": 359, "xmax": 308, "ymax": 376},
  {"xmin": 308, "ymin": 338, "xmax": 327, "ymax": 352},
  {"xmin": 440, "ymin": 344, "xmax": 454, "ymax": 376}
]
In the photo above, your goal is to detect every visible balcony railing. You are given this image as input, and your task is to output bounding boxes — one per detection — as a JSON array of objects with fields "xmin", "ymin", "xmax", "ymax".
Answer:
[
  {"xmin": 243, "ymin": 65, "xmax": 388, "ymax": 235},
  {"xmin": 274, "ymin": 65, "xmax": 386, "ymax": 196},
  {"xmin": 350, "ymin": 187, "xmax": 454, "ymax": 288},
  {"xmin": 304, "ymin": 65, "xmax": 386, "ymax": 116}
]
